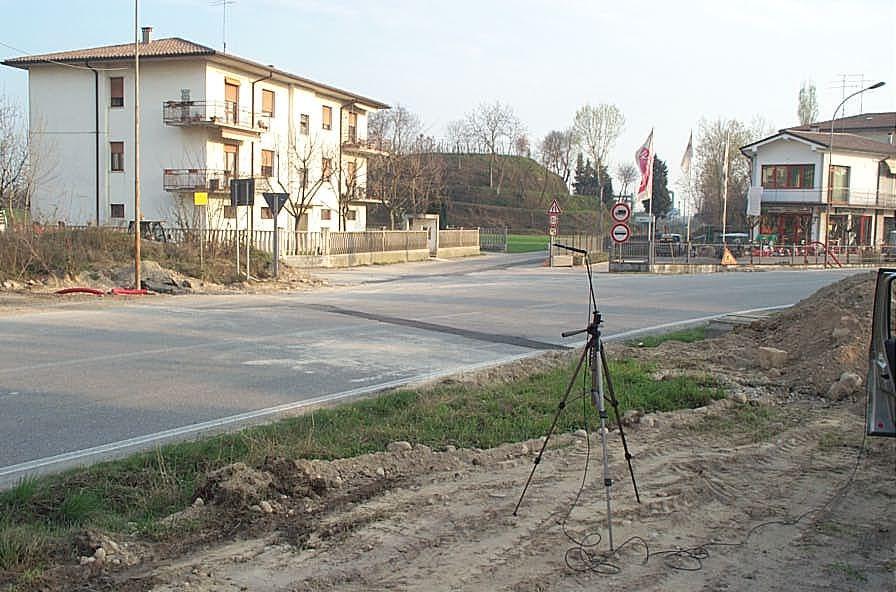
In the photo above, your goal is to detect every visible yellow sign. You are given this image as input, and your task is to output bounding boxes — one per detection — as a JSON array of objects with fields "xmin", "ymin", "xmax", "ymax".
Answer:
[
  {"xmin": 721, "ymin": 247, "xmax": 738, "ymax": 266},
  {"xmin": 193, "ymin": 191, "xmax": 208, "ymax": 206}
]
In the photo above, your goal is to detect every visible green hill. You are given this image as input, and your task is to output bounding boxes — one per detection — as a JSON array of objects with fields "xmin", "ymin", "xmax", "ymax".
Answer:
[{"xmin": 368, "ymin": 154, "xmax": 601, "ymax": 233}]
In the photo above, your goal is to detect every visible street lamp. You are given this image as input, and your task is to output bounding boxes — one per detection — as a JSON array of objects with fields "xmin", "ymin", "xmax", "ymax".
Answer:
[{"xmin": 824, "ymin": 80, "xmax": 885, "ymax": 267}]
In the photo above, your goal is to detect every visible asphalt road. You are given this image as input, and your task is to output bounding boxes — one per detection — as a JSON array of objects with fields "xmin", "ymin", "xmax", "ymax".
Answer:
[{"xmin": 0, "ymin": 253, "xmax": 863, "ymax": 484}]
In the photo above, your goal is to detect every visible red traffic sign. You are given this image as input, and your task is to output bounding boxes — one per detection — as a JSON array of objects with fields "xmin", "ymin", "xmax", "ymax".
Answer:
[
  {"xmin": 611, "ymin": 223, "xmax": 631, "ymax": 244},
  {"xmin": 549, "ymin": 214, "xmax": 558, "ymax": 226},
  {"xmin": 611, "ymin": 202, "xmax": 631, "ymax": 223},
  {"xmin": 547, "ymin": 198, "xmax": 562, "ymax": 215}
]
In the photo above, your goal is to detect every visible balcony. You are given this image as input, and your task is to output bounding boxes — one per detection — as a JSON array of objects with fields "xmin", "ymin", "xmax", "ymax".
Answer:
[
  {"xmin": 759, "ymin": 188, "xmax": 896, "ymax": 209},
  {"xmin": 163, "ymin": 169, "xmax": 233, "ymax": 193},
  {"xmin": 162, "ymin": 100, "xmax": 271, "ymax": 134},
  {"xmin": 342, "ymin": 130, "xmax": 391, "ymax": 155}
]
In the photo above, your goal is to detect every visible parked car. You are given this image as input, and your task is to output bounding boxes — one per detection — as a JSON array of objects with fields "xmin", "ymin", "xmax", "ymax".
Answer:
[{"xmin": 657, "ymin": 233, "xmax": 683, "ymax": 256}]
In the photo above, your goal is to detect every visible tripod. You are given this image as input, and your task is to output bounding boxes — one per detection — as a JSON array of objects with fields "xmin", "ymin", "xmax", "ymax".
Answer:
[{"xmin": 513, "ymin": 244, "xmax": 640, "ymax": 552}]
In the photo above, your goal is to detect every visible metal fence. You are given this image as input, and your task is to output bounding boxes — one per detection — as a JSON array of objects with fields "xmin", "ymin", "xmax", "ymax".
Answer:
[
  {"xmin": 610, "ymin": 240, "xmax": 896, "ymax": 267},
  {"xmin": 553, "ymin": 233, "xmax": 604, "ymax": 255},
  {"xmin": 479, "ymin": 227, "xmax": 508, "ymax": 252}
]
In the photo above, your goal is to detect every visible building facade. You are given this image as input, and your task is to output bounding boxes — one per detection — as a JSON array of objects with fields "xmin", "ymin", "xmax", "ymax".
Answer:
[
  {"xmin": 3, "ymin": 29, "xmax": 388, "ymax": 233},
  {"xmin": 740, "ymin": 118, "xmax": 896, "ymax": 247}
]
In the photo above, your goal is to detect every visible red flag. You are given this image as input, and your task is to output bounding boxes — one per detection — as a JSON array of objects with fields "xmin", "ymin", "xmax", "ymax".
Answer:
[{"xmin": 635, "ymin": 129, "xmax": 655, "ymax": 204}]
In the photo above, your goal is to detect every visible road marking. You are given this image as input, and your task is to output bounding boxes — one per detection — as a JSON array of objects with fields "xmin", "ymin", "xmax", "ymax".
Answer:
[{"xmin": 0, "ymin": 303, "xmax": 797, "ymax": 485}]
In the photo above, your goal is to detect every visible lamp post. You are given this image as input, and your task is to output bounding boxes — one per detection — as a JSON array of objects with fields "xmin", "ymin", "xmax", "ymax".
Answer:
[{"xmin": 824, "ymin": 81, "xmax": 885, "ymax": 267}]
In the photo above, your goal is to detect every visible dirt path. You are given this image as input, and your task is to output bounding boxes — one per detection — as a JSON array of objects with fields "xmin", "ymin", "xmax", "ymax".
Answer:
[{"xmin": 125, "ymin": 397, "xmax": 891, "ymax": 592}]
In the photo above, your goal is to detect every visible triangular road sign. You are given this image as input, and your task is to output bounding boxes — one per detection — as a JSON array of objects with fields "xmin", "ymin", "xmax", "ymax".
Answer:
[
  {"xmin": 721, "ymin": 247, "xmax": 738, "ymax": 266},
  {"xmin": 547, "ymin": 198, "xmax": 562, "ymax": 215},
  {"xmin": 262, "ymin": 192, "xmax": 290, "ymax": 215}
]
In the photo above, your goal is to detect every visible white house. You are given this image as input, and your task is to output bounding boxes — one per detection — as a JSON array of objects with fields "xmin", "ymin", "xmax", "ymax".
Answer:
[
  {"xmin": 740, "ymin": 114, "xmax": 896, "ymax": 247},
  {"xmin": 2, "ymin": 28, "xmax": 389, "ymax": 233}
]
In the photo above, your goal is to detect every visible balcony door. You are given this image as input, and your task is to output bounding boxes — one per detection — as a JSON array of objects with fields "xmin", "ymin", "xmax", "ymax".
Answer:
[
  {"xmin": 224, "ymin": 144, "xmax": 239, "ymax": 181},
  {"xmin": 225, "ymin": 81, "xmax": 239, "ymax": 125},
  {"xmin": 829, "ymin": 165, "xmax": 850, "ymax": 203},
  {"xmin": 347, "ymin": 111, "xmax": 358, "ymax": 143}
]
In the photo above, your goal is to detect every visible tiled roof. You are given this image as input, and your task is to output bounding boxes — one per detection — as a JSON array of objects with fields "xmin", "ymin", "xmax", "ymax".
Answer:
[
  {"xmin": 791, "ymin": 112, "xmax": 896, "ymax": 133},
  {"xmin": 785, "ymin": 130, "xmax": 896, "ymax": 155},
  {"xmin": 741, "ymin": 129, "xmax": 896, "ymax": 156},
  {"xmin": 2, "ymin": 37, "xmax": 214, "ymax": 65},
  {"xmin": 2, "ymin": 37, "xmax": 389, "ymax": 109}
]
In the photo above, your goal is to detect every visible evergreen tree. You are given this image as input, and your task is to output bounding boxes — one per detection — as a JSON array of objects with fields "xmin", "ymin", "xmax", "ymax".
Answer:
[
  {"xmin": 573, "ymin": 153, "xmax": 599, "ymax": 196},
  {"xmin": 641, "ymin": 155, "xmax": 672, "ymax": 217},
  {"xmin": 597, "ymin": 164, "xmax": 615, "ymax": 208}
]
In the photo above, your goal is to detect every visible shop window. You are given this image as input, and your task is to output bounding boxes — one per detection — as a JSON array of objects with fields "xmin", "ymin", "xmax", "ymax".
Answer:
[{"xmin": 761, "ymin": 164, "xmax": 814, "ymax": 189}]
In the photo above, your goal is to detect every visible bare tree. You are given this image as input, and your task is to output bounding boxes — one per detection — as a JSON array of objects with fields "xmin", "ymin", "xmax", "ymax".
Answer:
[
  {"xmin": 694, "ymin": 117, "xmax": 766, "ymax": 232},
  {"xmin": 615, "ymin": 163, "xmax": 638, "ymax": 199},
  {"xmin": 798, "ymin": 81, "xmax": 819, "ymax": 126},
  {"xmin": 538, "ymin": 129, "xmax": 576, "ymax": 186},
  {"xmin": 464, "ymin": 101, "xmax": 521, "ymax": 190},
  {"xmin": 0, "ymin": 96, "xmax": 41, "ymax": 223},
  {"xmin": 445, "ymin": 118, "xmax": 475, "ymax": 153},
  {"xmin": 282, "ymin": 133, "xmax": 336, "ymax": 233},
  {"xmin": 573, "ymin": 103, "xmax": 625, "ymax": 206},
  {"xmin": 368, "ymin": 107, "xmax": 444, "ymax": 229},
  {"xmin": 514, "ymin": 133, "xmax": 530, "ymax": 157}
]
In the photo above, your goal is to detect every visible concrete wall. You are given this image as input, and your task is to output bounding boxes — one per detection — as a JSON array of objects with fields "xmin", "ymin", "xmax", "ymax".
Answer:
[{"xmin": 436, "ymin": 246, "xmax": 480, "ymax": 259}]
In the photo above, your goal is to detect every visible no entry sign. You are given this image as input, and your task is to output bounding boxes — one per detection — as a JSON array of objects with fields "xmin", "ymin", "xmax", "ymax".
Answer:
[
  {"xmin": 611, "ymin": 202, "xmax": 631, "ymax": 223},
  {"xmin": 611, "ymin": 223, "xmax": 631, "ymax": 244}
]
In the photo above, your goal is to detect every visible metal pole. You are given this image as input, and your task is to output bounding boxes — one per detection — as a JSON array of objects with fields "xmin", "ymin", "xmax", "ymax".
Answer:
[
  {"xmin": 721, "ymin": 132, "xmax": 729, "ymax": 247},
  {"xmin": 133, "ymin": 0, "xmax": 142, "ymax": 289},
  {"xmin": 235, "ymin": 206, "xmax": 240, "ymax": 277},
  {"xmin": 273, "ymin": 216, "xmax": 280, "ymax": 278},
  {"xmin": 591, "ymin": 315, "xmax": 614, "ymax": 551},
  {"xmin": 200, "ymin": 204, "xmax": 205, "ymax": 277}
]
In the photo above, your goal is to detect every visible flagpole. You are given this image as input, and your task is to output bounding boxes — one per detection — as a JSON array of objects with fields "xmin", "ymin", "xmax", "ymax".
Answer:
[{"xmin": 721, "ymin": 131, "xmax": 729, "ymax": 246}]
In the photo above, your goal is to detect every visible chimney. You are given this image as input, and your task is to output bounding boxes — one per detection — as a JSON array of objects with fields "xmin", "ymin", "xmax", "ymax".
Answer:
[{"xmin": 141, "ymin": 26, "xmax": 152, "ymax": 44}]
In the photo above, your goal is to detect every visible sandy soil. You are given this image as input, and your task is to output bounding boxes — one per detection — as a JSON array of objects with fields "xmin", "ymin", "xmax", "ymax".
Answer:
[{"xmin": 21, "ymin": 272, "xmax": 896, "ymax": 591}]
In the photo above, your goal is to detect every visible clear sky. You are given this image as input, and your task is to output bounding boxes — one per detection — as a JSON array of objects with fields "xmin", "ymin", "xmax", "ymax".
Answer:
[{"xmin": 1, "ymin": 0, "xmax": 894, "ymax": 192}]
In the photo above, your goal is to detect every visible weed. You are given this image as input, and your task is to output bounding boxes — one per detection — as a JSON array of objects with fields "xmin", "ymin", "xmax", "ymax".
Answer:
[
  {"xmin": 0, "ymin": 523, "xmax": 49, "ymax": 572},
  {"xmin": 689, "ymin": 404, "xmax": 782, "ymax": 443}
]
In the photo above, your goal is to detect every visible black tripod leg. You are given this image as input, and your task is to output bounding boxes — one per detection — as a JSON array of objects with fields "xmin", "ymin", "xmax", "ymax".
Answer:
[
  {"xmin": 599, "ymin": 341, "xmax": 641, "ymax": 504},
  {"xmin": 513, "ymin": 337, "xmax": 592, "ymax": 516}
]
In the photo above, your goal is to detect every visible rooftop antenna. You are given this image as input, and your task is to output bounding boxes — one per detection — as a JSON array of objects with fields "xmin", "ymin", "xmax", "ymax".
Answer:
[
  {"xmin": 210, "ymin": 0, "xmax": 235, "ymax": 53},
  {"xmin": 828, "ymin": 74, "xmax": 866, "ymax": 116}
]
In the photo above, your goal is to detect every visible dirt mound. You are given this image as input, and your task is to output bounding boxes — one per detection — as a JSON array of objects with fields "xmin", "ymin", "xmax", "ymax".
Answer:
[{"xmin": 742, "ymin": 271, "xmax": 875, "ymax": 396}]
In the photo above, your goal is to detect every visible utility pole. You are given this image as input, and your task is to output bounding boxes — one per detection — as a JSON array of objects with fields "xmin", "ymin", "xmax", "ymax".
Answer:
[{"xmin": 133, "ymin": 0, "xmax": 142, "ymax": 290}]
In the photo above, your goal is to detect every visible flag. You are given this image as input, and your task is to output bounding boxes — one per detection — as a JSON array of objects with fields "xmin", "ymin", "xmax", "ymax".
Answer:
[
  {"xmin": 680, "ymin": 131, "xmax": 693, "ymax": 176},
  {"xmin": 635, "ymin": 129, "xmax": 654, "ymax": 206}
]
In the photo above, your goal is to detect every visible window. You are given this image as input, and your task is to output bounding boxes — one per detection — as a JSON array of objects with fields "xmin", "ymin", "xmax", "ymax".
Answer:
[
  {"xmin": 224, "ymin": 80, "xmax": 240, "ymax": 124},
  {"xmin": 829, "ymin": 165, "xmax": 850, "ymax": 202},
  {"xmin": 299, "ymin": 113, "xmax": 309, "ymax": 135},
  {"xmin": 345, "ymin": 209, "xmax": 357, "ymax": 221},
  {"xmin": 322, "ymin": 105, "xmax": 332, "ymax": 130},
  {"xmin": 346, "ymin": 160, "xmax": 357, "ymax": 182},
  {"xmin": 261, "ymin": 207, "xmax": 273, "ymax": 219},
  {"xmin": 110, "ymin": 142, "xmax": 124, "ymax": 171},
  {"xmin": 110, "ymin": 77, "xmax": 124, "ymax": 107},
  {"xmin": 760, "ymin": 164, "xmax": 814, "ymax": 189},
  {"xmin": 223, "ymin": 206, "xmax": 236, "ymax": 219},
  {"xmin": 261, "ymin": 89, "xmax": 275, "ymax": 117},
  {"xmin": 110, "ymin": 203, "xmax": 125, "ymax": 218},
  {"xmin": 322, "ymin": 157, "xmax": 332, "ymax": 179},
  {"xmin": 321, "ymin": 208, "xmax": 332, "ymax": 221},
  {"xmin": 347, "ymin": 111, "xmax": 357, "ymax": 142},
  {"xmin": 224, "ymin": 144, "xmax": 239, "ymax": 177},
  {"xmin": 261, "ymin": 149, "xmax": 274, "ymax": 177}
]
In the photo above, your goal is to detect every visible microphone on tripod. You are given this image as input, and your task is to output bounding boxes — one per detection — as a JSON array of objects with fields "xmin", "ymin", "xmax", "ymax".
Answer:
[{"xmin": 553, "ymin": 243, "xmax": 587, "ymax": 255}]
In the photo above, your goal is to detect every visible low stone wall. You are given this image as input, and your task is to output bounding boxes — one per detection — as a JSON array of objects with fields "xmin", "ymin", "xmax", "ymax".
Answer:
[
  {"xmin": 436, "ymin": 246, "xmax": 480, "ymax": 259},
  {"xmin": 284, "ymin": 249, "xmax": 430, "ymax": 268},
  {"xmin": 609, "ymin": 261, "xmax": 721, "ymax": 274}
]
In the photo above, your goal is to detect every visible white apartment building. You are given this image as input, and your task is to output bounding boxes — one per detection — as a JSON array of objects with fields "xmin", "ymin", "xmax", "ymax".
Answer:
[
  {"xmin": 740, "ymin": 114, "xmax": 896, "ymax": 247},
  {"xmin": 2, "ymin": 28, "xmax": 389, "ymax": 233}
]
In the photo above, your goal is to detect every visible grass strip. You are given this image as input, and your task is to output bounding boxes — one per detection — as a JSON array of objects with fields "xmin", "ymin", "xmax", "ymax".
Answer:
[
  {"xmin": 506, "ymin": 234, "xmax": 549, "ymax": 253},
  {"xmin": 631, "ymin": 326, "xmax": 707, "ymax": 348},
  {"xmin": 0, "ymin": 356, "xmax": 723, "ymax": 576}
]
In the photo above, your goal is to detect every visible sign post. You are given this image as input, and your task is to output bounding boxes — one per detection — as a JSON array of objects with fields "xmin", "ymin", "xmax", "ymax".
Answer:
[
  {"xmin": 610, "ymin": 202, "xmax": 632, "ymax": 262},
  {"xmin": 262, "ymin": 192, "xmax": 290, "ymax": 278},
  {"xmin": 231, "ymin": 178, "xmax": 255, "ymax": 279},
  {"xmin": 194, "ymin": 191, "xmax": 208, "ymax": 278},
  {"xmin": 547, "ymin": 198, "xmax": 562, "ymax": 266}
]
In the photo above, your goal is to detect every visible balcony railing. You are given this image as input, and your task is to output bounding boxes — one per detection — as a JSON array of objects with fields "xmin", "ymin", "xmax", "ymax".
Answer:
[
  {"xmin": 163, "ymin": 169, "xmax": 234, "ymax": 192},
  {"xmin": 759, "ymin": 188, "xmax": 896, "ymax": 209},
  {"xmin": 162, "ymin": 100, "xmax": 271, "ymax": 131},
  {"xmin": 342, "ymin": 131, "xmax": 391, "ymax": 154}
]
